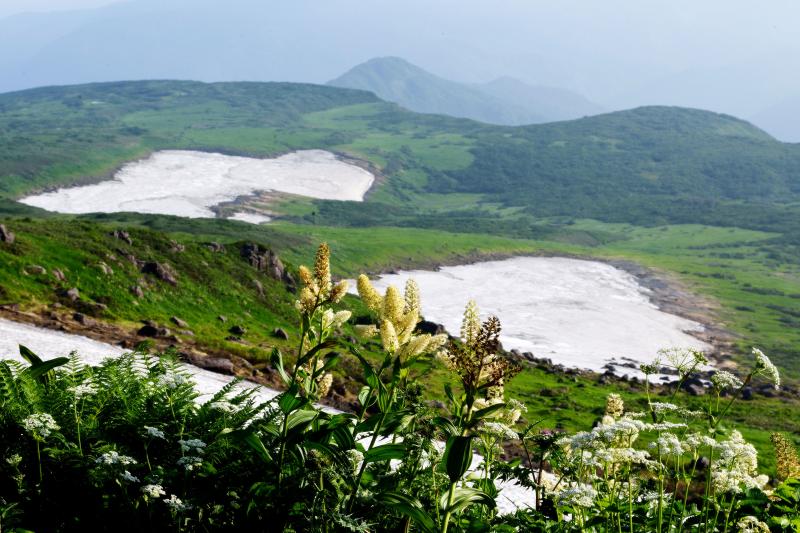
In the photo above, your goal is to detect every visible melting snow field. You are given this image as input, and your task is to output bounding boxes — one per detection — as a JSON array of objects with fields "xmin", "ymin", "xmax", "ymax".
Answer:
[
  {"xmin": 366, "ymin": 256, "xmax": 710, "ymax": 374},
  {"xmin": 20, "ymin": 149, "xmax": 375, "ymax": 218},
  {"xmin": 0, "ymin": 318, "xmax": 277, "ymax": 403}
]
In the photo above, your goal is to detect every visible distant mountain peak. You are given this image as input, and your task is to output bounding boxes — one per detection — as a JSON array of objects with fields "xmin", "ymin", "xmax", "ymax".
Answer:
[{"xmin": 329, "ymin": 56, "xmax": 603, "ymax": 125}]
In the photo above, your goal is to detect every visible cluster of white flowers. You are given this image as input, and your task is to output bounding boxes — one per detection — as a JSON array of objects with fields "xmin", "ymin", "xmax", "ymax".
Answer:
[
  {"xmin": 69, "ymin": 380, "xmax": 99, "ymax": 399},
  {"xmin": 163, "ymin": 494, "xmax": 191, "ymax": 512},
  {"xmin": 96, "ymin": 451, "xmax": 137, "ymax": 466},
  {"xmin": 650, "ymin": 433, "xmax": 683, "ymax": 457},
  {"xmin": 556, "ymin": 483, "xmax": 598, "ymax": 508},
  {"xmin": 5, "ymin": 454, "xmax": 22, "ymax": 468},
  {"xmin": 23, "ymin": 413, "xmax": 60, "ymax": 440},
  {"xmin": 752, "ymin": 348, "xmax": 780, "ymax": 389},
  {"xmin": 345, "ymin": 449, "xmax": 364, "ymax": 475},
  {"xmin": 120, "ymin": 470, "xmax": 139, "ymax": 483},
  {"xmin": 711, "ymin": 431, "xmax": 768, "ymax": 494},
  {"xmin": 209, "ymin": 401, "xmax": 237, "ymax": 414},
  {"xmin": 141, "ymin": 484, "xmax": 166, "ymax": 499},
  {"xmin": 480, "ymin": 421, "xmax": 518, "ymax": 441},
  {"xmin": 177, "ymin": 456, "xmax": 203, "ymax": 471},
  {"xmin": 156, "ymin": 373, "xmax": 189, "ymax": 390},
  {"xmin": 144, "ymin": 426, "xmax": 166, "ymax": 439},
  {"xmin": 179, "ymin": 439, "xmax": 206, "ymax": 454},
  {"xmin": 658, "ymin": 347, "xmax": 708, "ymax": 376},
  {"xmin": 736, "ymin": 516, "xmax": 770, "ymax": 533},
  {"xmin": 710, "ymin": 370, "xmax": 743, "ymax": 391}
]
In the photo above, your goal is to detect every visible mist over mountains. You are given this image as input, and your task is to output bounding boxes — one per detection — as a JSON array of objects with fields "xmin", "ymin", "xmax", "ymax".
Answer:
[
  {"xmin": 1, "ymin": 0, "xmax": 798, "ymax": 140},
  {"xmin": 329, "ymin": 57, "xmax": 604, "ymax": 125}
]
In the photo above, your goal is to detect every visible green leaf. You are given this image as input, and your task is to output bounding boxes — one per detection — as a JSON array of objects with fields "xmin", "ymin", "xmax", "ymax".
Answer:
[
  {"xmin": 270, "ymin": 348, "xmax": 291, "ymax": 385},
  {"xmin": 236, "ymin": 431, "xmax": 273, "ymax": 464},
  {"xmin": 432, "ymin": 416, "xmax": 458, "ymax": 438},
  {"xmin": 443, "ymin": 435, "xmax": 473, "ymax": 483},
  {"xmin": 286, "ymin": 409, "xmax": 319, "ymax": 431},
  {"xmin": 295, "ymin": 339, "xmax": 337, "ymax": 371},
  {"xmin": 357, "ymin": 385, "xmax": 372, "ymax": 408},
  {"xmin": 23, "ymin": 357, "xmax": 69, "ymax": 384},
  {"xmin": 350, "ymin": 347, "xmax": 379, "ymax": 389},
  {"xmin": 378, "ymin": 491, "xmax": 436, "ymax": 533},
  {"xmin": 364, "ymin": 443, "xmax": 407, "ymax": 463},
  {"xmin": 278, "ymin": 385, "xmax": 305, "ymax": 414},
  {"xmin": 440, "ymin": 486, "xmax": 495, "ymax": 514},
  {"xmin": 472, "ymin": 402, "xmax": 506, "ymax": 422},
  {"xmin": 19, "ymin": 345, "xmax": 43, "ymax": 366}
]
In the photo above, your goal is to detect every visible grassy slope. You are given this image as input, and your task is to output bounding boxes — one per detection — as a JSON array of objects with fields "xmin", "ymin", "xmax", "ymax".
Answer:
[
  {"xmin": 0, "ymin": 215, "xmax": 795, "ymax": 473},
  {"xmin": 2, "ymin": 80, "xmax": 800, "ymax": 468}
]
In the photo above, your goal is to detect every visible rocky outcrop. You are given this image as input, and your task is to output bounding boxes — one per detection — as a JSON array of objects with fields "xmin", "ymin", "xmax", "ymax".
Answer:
[
  {"xmin": 240, "ymin": 243, "xmax": 295, "ymax": 288},
  {"xmin": 0, "ymin": 224, "xmax": 15, "ymax": 244},
  {"xmin": 141, "ymin": 262, "xmax": 178, "ymax": 285},
  {"xmin": 24, "ymin": 265, "xmax": 47, "ymax": 275},
  {"xmin": 170, "ymin": 316, "xmax": 189, "ymax": 328},
  {"xmin": 52, "ymin": 268, "xmax": 66, "ymax": 281},
  {"xmin": 272, "ymin": 327, "xmax": 289, "ymax": 340},
  {"xmin": 111, "ymin": 230, "xmax": 133, "ymax": 246},
  {"xmin": 207, "ymin": 242, "xmax": 225, "ymax": 253},
  {"xmin": 130, "ymin": 285, "xmax": 144, "ymax": 298}
]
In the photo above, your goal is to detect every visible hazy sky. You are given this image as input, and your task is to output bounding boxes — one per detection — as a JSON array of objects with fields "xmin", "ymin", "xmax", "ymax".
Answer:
[
  {"xmin": 1, "ymin": 0, "xmax": 799, "ymax": 138},
  {"xmin": 0, "ymin": 0, "xmax": 121, "ymax": 18}
]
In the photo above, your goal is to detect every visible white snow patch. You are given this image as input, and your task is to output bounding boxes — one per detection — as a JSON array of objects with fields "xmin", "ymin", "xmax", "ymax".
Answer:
[
  {"xmin": 20, "ymin": 149, "xmax": 374, "ymax": 218},
  {"xmin": 359, "ymin": 256, "xmax": 709, "ymax": 375},
  {"xmin": 227, "ymin": 212, "xmax": 272, "ymax": 224}
]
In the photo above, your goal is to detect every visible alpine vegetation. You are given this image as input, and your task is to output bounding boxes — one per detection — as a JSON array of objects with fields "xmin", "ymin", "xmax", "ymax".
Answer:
[{"xmin": 0, "ymin": 244, "xmax": 798, "ymax": 532}]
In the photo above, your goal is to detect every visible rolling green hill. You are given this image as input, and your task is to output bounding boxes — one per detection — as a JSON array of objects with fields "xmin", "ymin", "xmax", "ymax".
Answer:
[
  {"xmin": 1, "ymin": 79, "xmax": 800, "ymax": 373},
  {"xmin": 2, "ymin": 79, "xmax": 799, "ymax": 238}
]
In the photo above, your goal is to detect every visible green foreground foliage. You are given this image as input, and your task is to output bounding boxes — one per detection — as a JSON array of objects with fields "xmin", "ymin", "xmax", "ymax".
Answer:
[{"xmin": 2, "ymin": 245, "xmax": 800, "ymax": 532}]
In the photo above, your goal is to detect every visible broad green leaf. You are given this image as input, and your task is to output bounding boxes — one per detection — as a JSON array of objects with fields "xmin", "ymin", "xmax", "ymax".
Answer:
[
  {"xmin": 378, "ymin": 491, "xmax": 436, "ymax": 533},
  {"xmin": 443, "ymin": 435, "xmax": 473, "ymax": 483},
  {"xmin": 19, "ymin": 345, "xmax": 43, "ymax": 366},
  {"xmin": 286, "ymin": 408, "xmax": 318, "ymax": 431},
  {"xmin": 440, "ymin": 486, "xmax": 495, "ymax": 514},
  {"xmin": 364, "ymin": 443, "xmax": 407, "ymax": 463}
]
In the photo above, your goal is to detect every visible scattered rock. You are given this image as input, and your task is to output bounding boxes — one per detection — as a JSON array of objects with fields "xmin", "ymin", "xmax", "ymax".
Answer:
[
  {"xmin": 72, "ymin": 312, "xmax": 94, "ymax": 326},
  {"xmin": 137, "ymin": 324, "xmax": 159, "ymax": 337},
  {"xmin": 207, "ymin": 242, "xmax": 225, "ymax": 253},
  {"xmin": 112, "ymin": 230, "xmax": 133, "ymax": 245},
  {"xmin": 130, "ymin": 285, "xmax": 145, "ymax": 298},
  {"xmin": 123, "ymin": 252, "xmax": 143, "ymax": 268},
  {"xmin": 217, "ymin": 315, "xmax": 227, "ymax": 323},
  {"xmin": 25, "ymin": 265, "xmax": 47, "ymax": 275},
  {"xmin": 98, "ymin": 262, "xmax": 114, "ymax": 275},
  {"xmin": 141, "ymin": 262, "xmax": 178, "ymax": 285},
  {"xmin": 240, "ymin": 243, "xmax": 294, "ymax": 287},
  {"xmin": 170, "ymin": 316, "xmax": 189, "ymax": 328},
  {"xmin": 229, "ymin": 325, "xmax": 247, "ymax": 336},
  {"xmin": 187, "ymin": 353, "xmax": 234, "ymax": 374},
  {"xmin": 252, "ymin": 279, "xmax": 264, "ymax": 297},
  {"xmin": 0, "ymin": 224, "xmax": 15, "ymax": 244},
  {"xmin": 63, "ymin": 287, "xmax": 80, "ymax": 301},
  {"xmin": 682, "ymin": 378, "xmax": 706, "ymax": 396},
  {"xmin": 170, "ymin": 240, "xmax": 185, "ymax": 253},
  {"xmin": 52, "ymin": 268, "xmax": 65, "ymax": 281},
  {"xmin": 741, "ymin": 387, "xmax": 753, "ymax": 401},
  {"xmin": 272, "ymin": 327, "xmax": 289, "ymax": 340},
  {"xmin": 137, "ymin": 324, "xmax": 171, "ymax": 338},
  {"xmin": 178, "ymin": 329, "xmax": 195, "ymax": 337},
  {"xmin": 416, "ymin": 320, "xmax": 447, "ymax": 335}
]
